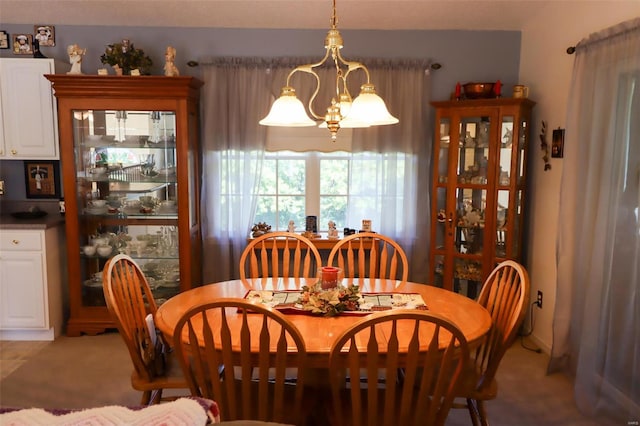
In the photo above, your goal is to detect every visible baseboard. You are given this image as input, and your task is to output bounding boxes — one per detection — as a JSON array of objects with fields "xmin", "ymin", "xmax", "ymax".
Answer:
[
  {"xmin": 0, "ymin": 327, "xmax": 55, "ymax": 341},
  {"xmin": 525, "ymin": 332, "xmax": 551, "ymax": 355}
]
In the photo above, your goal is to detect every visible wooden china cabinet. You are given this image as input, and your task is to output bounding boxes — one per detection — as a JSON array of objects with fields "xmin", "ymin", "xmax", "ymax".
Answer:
[
  {"xmin": 429, "ymin": 98, "xmax": 535, "ymax": 298},
  {"xmin": 46, "ymin": 75, "xmax": 203, "ymax": 336}
]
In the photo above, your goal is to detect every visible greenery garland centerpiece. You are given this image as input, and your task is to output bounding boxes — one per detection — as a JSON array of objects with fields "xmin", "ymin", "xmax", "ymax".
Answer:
[
  {"xmin": 100, "ymin": 39, "xmax": 152, "ymax": 75},
  {"xmin": 297, "ymin": 267, "xmax": 360, "ymax": 316}
]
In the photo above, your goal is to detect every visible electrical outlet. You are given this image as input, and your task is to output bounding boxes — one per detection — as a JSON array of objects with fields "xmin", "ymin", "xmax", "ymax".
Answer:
[{"xmin": 536, "ymin": 290, "xmax": 543, "ymax": 308}]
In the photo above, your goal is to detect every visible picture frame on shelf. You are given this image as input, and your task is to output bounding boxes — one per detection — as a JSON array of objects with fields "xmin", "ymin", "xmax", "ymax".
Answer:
[
  {"xmin": 12, "ymin": 33, "xmax": 33, "ymax": 55},
  {"xmin": 33, "ymin": 25, "xmax": 55, "ymax": 47},
  {"xmin": 24, "ymin": 160, "xmax": 61, "ymax": 199},
  {"xmin": 0, "ymin": 30, "xmax": 9, "ymax": 49}
]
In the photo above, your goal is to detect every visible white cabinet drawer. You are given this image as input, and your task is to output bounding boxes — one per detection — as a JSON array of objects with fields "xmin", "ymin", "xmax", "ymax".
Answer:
[{"xmin": 0, "ymin": 231, "xmax": 43, "ymax": 251}]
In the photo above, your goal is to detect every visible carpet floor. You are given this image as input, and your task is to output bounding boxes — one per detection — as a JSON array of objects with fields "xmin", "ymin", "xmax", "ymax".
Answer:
[{"xmin": 0, "ymin": 333, "xmax": 617, "ymax": 425}]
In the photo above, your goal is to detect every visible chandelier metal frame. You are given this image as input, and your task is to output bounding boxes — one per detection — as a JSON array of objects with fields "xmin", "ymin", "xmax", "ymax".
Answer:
[{"xmin": 259, "ymin": 0, "xmax": 398, "ymax": 140}]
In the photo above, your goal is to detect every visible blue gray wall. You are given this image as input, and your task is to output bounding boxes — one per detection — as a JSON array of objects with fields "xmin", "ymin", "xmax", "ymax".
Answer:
[{"xmin": 0, "ymin": 24, "xmax": 521, "ymax": 201}]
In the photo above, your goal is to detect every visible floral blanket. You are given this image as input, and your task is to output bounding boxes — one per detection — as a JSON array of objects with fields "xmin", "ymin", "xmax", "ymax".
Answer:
[{"xmin": 0, "ymin": 397, "xmax": 219, "ymax": 426}]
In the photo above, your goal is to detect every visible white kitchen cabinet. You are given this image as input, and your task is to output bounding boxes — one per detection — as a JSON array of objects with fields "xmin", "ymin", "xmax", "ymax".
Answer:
[
  {"xmin": 0, "ymin": 227, "xmax": 63, "ymax": 340},
  {"xmin": 0, "ymin": 58, "xmax": 59, "ymax": 159}
]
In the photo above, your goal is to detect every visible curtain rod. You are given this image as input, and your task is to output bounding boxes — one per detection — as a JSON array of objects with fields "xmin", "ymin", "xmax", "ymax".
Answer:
[
  {"xmin": 566, "ymin": 17, "xmax": 639, "ymax": 55},
  {"xmin": 186, "ymin": 59, "xmax": 443, "ymax": 70}
]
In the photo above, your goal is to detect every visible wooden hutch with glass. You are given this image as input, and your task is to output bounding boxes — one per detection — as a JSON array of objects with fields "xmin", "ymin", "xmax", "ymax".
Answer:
[
  {"xmin": 430, "ymin": 98, "xmax": 535, "ymax": 298},
  {"xmin": 46, "ymin": 75, "xmax": 203, "ymax": 336}
]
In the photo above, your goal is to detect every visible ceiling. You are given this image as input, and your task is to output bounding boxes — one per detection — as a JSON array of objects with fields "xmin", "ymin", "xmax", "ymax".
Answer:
[{"xmin": 0, "ymin": 0, "xmax": 556, "ymax": 31}]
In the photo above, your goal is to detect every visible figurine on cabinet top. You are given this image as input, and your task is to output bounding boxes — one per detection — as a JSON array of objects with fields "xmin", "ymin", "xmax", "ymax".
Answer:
[
  {"xmin": 288, "ymin": 220, "xmax": 296, "ymax": 233},
  {"xmin": 252, "ymin": 222, "xmax": 272, "ymax": 237},
  {"xmin": 164, "ymin": 46, "xmax": 180, "ymax": 77},
  {"xmin": 67, "ymin": 44, "xmax": 86, "ymax": 75},
  {"xmin": 328, "ymin": 220, "xmax": 339, "ymax": 239}
]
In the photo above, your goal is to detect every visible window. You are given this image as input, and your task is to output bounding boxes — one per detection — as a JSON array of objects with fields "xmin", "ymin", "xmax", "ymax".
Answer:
[
  {"xmin": 249, "ymin": 126, "xmax": 412, "ymax": 235},
  {"xmin": 254, "ymin": 150, "xmax": 407, "ymax": 233},
  {"xmin": 254, "ymin": 151, "xmax": 350, "ymax": 232}
]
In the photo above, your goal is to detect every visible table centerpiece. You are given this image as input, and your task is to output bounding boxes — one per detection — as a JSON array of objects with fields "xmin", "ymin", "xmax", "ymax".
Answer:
[{"xmin": 297, "ymin": 267, "xmax": 360, "ymax": 316}]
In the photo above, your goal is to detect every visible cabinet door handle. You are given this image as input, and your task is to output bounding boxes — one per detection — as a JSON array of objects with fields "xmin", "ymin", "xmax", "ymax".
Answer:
[
  {"xmin": 12, "ymin": 239, "xmax": 20, "ymax": 245},
  {"xmin": 10, "ymin": 149, "xmax": 17, "ymax": 155}
]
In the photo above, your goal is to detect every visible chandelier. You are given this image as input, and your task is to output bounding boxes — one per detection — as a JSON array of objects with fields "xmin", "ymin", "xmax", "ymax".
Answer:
[{"xmin": 259, "ymin": 0, "xmax": 398, "ymax": 140}]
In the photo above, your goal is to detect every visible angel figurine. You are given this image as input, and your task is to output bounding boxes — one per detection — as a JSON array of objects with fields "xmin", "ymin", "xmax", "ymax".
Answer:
[
  {"xmin": 66, "ymin": 44, "xmax": 86, "ymax": 75},
  {"xmin": 287, "ymin": 220, "xmax": 296, "ymax": 233},
  {"xmin": 164, "ymin": 46, "xmax": 180, "ymax": 77},
  {"xmin": 328, "ymin": 220, "xmax": 339, "ymax": 239}
]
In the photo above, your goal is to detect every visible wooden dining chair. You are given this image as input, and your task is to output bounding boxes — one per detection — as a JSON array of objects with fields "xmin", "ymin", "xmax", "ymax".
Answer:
[
  {"xmin": 328, "ymin": 310, "xmax": 470, "ymax": 426},
  {"xmin": 454, "ymin": 259, "xmax": 530, "ymax": 426},
  {"xmin": 239, "ymin": 231, "xmax": 322, "ymax": 280},
  {"xmin": 172, "ymin": 298, "xmax": 308, "ymax": 424},
  {"xmin": 102, "ymin": 254, "xmax": 189, "ymax": 405},
  {"xmin": 327, "ymin": 232, "xmax": 409, "ymax": 282}
]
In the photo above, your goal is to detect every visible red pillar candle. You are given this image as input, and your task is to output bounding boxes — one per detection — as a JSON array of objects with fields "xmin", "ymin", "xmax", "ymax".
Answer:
[
  {"xmin": 321, "ymin": 266, "xmax": 340, "ymax": 289},
  {"xmin": 455, "ymin": 82, "xmax": 461, "ymax": 100},
  {"xmin": 494, "ymin": 80, "xmax": 502, "ymax": 97}
]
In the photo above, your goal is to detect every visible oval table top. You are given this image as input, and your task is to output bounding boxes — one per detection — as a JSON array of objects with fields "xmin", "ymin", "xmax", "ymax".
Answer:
[{"xmin": 156, "ymin": 278, "xmax": 491, "ymax": 368}]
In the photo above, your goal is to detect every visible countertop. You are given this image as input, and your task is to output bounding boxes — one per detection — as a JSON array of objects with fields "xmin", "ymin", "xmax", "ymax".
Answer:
[{"xmin": 0, "ymin": 214, "xmax": 65, "ymax": 230}]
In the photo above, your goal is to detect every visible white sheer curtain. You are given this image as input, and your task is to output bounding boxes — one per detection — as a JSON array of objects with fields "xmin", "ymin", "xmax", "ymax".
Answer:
[
  {"xmin": 200, "ymin": 58, "xmax": 272, "ymax": 283},
  {"xmin": 551, "ymin": 18, "xmax": 640, "ymax": 422},
  {"xmin": 349, "ymin": 59, "xmax": 432, "ymax": 282},
  {"xmin": 200, "ymin": 57, "xmax": 432, "ymax": 283}
]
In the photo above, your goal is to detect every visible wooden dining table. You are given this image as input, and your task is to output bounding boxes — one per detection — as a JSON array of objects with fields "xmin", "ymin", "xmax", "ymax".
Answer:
[{"xmin": 155, "ymin": 277, "xmax": 492, "ymax": 368}]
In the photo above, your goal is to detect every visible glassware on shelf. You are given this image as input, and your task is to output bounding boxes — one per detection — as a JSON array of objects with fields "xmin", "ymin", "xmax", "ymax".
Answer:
[
  {"xmin": 114, "ymin": 110, "xmax": 127, "ymax": 142},
  {"xmin": 148, "ymin": 111, "xmax": 161, "ymax": 145}
]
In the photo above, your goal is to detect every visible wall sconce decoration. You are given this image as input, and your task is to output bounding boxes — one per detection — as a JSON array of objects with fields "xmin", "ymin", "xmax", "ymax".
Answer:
[
  {"xmin": 552, "ymin": 128, "xmax": 565, "ymax": 158},
  {"xmin": 539, "ymin": 120, "xmax": 551, "ymax": 171}
]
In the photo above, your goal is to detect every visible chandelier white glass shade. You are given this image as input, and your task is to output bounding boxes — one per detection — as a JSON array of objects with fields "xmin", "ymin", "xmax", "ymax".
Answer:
[
  {"xmin": 259, "ymin": 0, "xmax": 398, "ymax": 140},
  {"xmin": 258, "ymin": 87, "xmax": 317, "ymax": 127}
]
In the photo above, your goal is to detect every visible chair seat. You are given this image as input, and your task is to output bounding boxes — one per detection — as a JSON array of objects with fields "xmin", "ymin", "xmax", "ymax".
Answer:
[
  {"xmin": 456, "ymin": 364, "xmax": 498, "ymax": 401},
  {"xmin": 131, "ymin": 349, "xmax": 189, "ymax": 392},
  {"xmin": 449, "ymin": 260, "xmax": 529, "ymax": 426},
  {"xmin": 103, "ymin": 254, "xmax": 191, "ymax": 405}
]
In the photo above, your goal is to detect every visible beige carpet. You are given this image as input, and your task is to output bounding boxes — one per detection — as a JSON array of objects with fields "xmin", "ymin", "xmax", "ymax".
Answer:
[{"xmin": 0, "ymin": 333, "xmax": 617, "ymax": 425}]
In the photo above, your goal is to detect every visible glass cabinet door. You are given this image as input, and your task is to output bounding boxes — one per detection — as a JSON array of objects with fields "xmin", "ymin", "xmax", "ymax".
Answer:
[
  {"xmin": 452, "ymin": 115, "xmax": 491, "ymax": 297},
  {"xmin": 74, "ymin": 109, "xmax": 181, "ymax": 307},
  {"xmin": 432, "ymin": 118, "xmax": 451, "ymax": 287},
  {"xmin": 496, "ymin": 116, "xmax": 513, "ymax": 261},
  {"xmin": 430, "ymin": 98, "xmax": 534, "ymax": 299}
]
